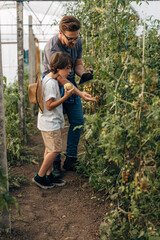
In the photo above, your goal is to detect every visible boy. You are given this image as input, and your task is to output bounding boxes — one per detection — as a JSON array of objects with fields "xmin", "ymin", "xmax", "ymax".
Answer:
[{"xmin": 32, "ymin": 52, "xmax": 74, "ymax": 189}]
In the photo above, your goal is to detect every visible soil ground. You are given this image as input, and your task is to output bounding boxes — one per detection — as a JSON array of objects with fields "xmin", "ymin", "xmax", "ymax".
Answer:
[{"xmin": 0, "ymin": 121, "xmax": 108, "ymax": 240}]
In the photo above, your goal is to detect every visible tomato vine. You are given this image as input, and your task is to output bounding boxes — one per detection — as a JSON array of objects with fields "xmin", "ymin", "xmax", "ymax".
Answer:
[{"xmin": 67, "ymin": 0, "xmax": 160, "ymax": 239}]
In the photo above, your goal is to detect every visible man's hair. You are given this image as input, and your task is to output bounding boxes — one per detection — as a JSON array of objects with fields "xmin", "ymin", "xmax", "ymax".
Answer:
[
  {"xmin": 49, "ymin": 52, "xmax": 73, "ymax": 74},
  {"xmin": 59, "ymin": 15, "xmax": 81, "ymax": 32}
]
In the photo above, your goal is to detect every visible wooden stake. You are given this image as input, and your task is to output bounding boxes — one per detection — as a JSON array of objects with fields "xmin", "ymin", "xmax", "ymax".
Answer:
[{"xmin": 17, "ymin": 0, "xmax": 26, "ymax": 141}]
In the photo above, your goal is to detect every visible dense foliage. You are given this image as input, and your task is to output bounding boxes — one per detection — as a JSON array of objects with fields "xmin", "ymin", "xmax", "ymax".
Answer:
[
  {"xmin": 0, "ymin": 73, "xmax": 32, "ymax": 216},
  {"xmin": 0, "ymin": 169, "xmax": 19, "ymax": 215},
  {"xmin": 3, "ymin": 73, "xmax": 32, "ymax": 165},
  {"xmin": 67, "ymin": 0, "xmax": 160, "ymax": 239}
]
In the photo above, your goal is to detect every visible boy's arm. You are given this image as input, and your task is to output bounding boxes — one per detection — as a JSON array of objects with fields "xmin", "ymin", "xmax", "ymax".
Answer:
[{"xmin": 46, "ymin": 88, "xmax": 74, "ymax": 111}]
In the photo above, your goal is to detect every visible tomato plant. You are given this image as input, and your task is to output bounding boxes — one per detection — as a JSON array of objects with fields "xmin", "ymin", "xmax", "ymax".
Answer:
[
  {"xmin": 67, "ymin": 0, "xmax": 160, "ymax": 239},
  {"xmin": 3, "ymin": 72, "xmax": 33, "ymax": 165}
]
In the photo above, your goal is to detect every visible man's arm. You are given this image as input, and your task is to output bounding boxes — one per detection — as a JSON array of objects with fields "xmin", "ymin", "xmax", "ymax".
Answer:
[
  {"xmin": 75, "ymin": 58, "xmax": 94, "ymax": 85},
  {"xmin": 57, "ymin": 75, "xmax": 97, "ymax": 102},
  {"xmin": 75, "ymin": 58, "xmax": 86, "ymax": 77}
]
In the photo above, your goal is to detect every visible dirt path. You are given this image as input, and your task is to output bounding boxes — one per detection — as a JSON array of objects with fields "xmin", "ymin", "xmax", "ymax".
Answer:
[{"xmin": 0, "ymin": 123, "xmax": 107, "ymax": 240}]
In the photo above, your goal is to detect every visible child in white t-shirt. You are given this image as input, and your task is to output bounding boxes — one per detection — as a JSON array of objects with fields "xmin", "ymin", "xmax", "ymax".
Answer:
[{"xmin": 32, "ymin": 52, "xmax": 74, "ymax": 189}]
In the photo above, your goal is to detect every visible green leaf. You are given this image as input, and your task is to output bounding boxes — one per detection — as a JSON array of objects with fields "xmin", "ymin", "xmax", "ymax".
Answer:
[
  {"xmin": 138, "ymin": 230, "xmax": 145, "ymax": 238},
  {"xmin": 110, "ymin": 193, "xmax": 118, "ymax": 200},
  {"xmin": 85, "ymin": 128, "xmax": 93, "ymax": 140},
  {"xmin": 131, "ymin": 229, "xmax": 138, "ymax": 236},
  {"xmin": 73, "ymin": 125, "xmax": 83, "ymax": 131}
]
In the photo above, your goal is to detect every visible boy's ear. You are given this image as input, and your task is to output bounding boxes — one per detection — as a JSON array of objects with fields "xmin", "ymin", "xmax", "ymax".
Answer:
[{"xmin": 59, "ymin": 29, "xmax": 63, "ymax": 35}]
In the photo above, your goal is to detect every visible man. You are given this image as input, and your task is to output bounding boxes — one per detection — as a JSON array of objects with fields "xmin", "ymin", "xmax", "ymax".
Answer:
[{"xmin": 43, "ymin": 15, "xmax": 95, "ymax": 177}]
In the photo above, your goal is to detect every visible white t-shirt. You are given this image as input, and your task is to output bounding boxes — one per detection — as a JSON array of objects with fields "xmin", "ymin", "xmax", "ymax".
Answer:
[{"xmin": 37, "ymin": 76, "xmax": 65, "ymax": 131}]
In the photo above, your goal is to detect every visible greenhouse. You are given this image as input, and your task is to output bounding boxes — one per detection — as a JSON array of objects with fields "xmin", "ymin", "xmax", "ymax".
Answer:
[{"xmin": 0, "ymin": 1, "xmax": 160, "ymax": 239}]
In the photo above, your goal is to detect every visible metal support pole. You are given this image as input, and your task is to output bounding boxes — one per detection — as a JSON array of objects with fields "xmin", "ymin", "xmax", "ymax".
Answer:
[{"xmin": 29, "ymin": 15, "xmax": 35, "ymax": 115}]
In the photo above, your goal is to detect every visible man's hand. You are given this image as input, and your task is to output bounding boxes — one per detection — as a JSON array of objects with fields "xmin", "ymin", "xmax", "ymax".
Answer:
[
  {"xmin": 79, "ymin": 70, "xmax": 94, "ymax": 85},
  {"xmin": 81, "ymin": 91, "xmax": 97, "ymax": 102}
]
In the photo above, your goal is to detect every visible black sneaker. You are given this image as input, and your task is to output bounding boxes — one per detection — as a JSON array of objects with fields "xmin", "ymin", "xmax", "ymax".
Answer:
[
  {"xmin": 32, "ymin": 173, "xmax": 55, "ymax": 189},
  {"xmin": 47, "ymin": 172, "xmax": 66, "ymax": 187},
  {"xmin": 63, "ymin": 156, "xmax": 77, "ymax": 171},
  {"xmin": 53, "ymin": 161, "xmax": 62, "ymax": 178}
]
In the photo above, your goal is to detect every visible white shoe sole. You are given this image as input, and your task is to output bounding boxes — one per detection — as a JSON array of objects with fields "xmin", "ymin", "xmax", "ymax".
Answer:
[{"xmin": 53, "ymin": 180, "xmax": 66, "ymax": 187}]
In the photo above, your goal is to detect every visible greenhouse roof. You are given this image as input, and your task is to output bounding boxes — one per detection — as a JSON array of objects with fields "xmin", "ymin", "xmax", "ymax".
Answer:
[
  {"xmin": 131, "ymin": 1, "xmax": 160, "ymax": 22},
  {"xmin": 0, "ymin": 1, "xmax": 70, "ymax": 48},
  {"xmin": 0, "ymin": 1, "xmax": 159, "ymax": 48}
]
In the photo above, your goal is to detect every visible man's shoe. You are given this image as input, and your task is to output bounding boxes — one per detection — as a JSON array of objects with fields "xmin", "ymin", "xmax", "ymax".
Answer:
[
  {"xmin": 47, "ymin": 172, "xmax": 66, "ymax": 186},
  {"xmin": 63, "ymin": 156, "xmax": 77, "ymax": 171},
  {"xmin": 32, "ymin": 173, "xmax": 55, "ymax": 189},
  {"xmin": 53, "ymin": 161, "xmax": 62, "ymax": 178}
]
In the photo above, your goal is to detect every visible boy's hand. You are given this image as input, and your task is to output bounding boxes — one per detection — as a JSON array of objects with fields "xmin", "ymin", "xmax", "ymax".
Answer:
[{"xmin": 64, "ymin": 86, "xmax": 75, "ymax": 99}]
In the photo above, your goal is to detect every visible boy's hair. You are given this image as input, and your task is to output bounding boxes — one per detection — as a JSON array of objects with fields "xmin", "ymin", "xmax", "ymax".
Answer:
[
  {"xmin": 49, "ymin": 52, "xmax": 73, "ymax": 74},
  {"xmin": 59, "ymin": 15, "xmax": 81, "ymax": 32}
]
